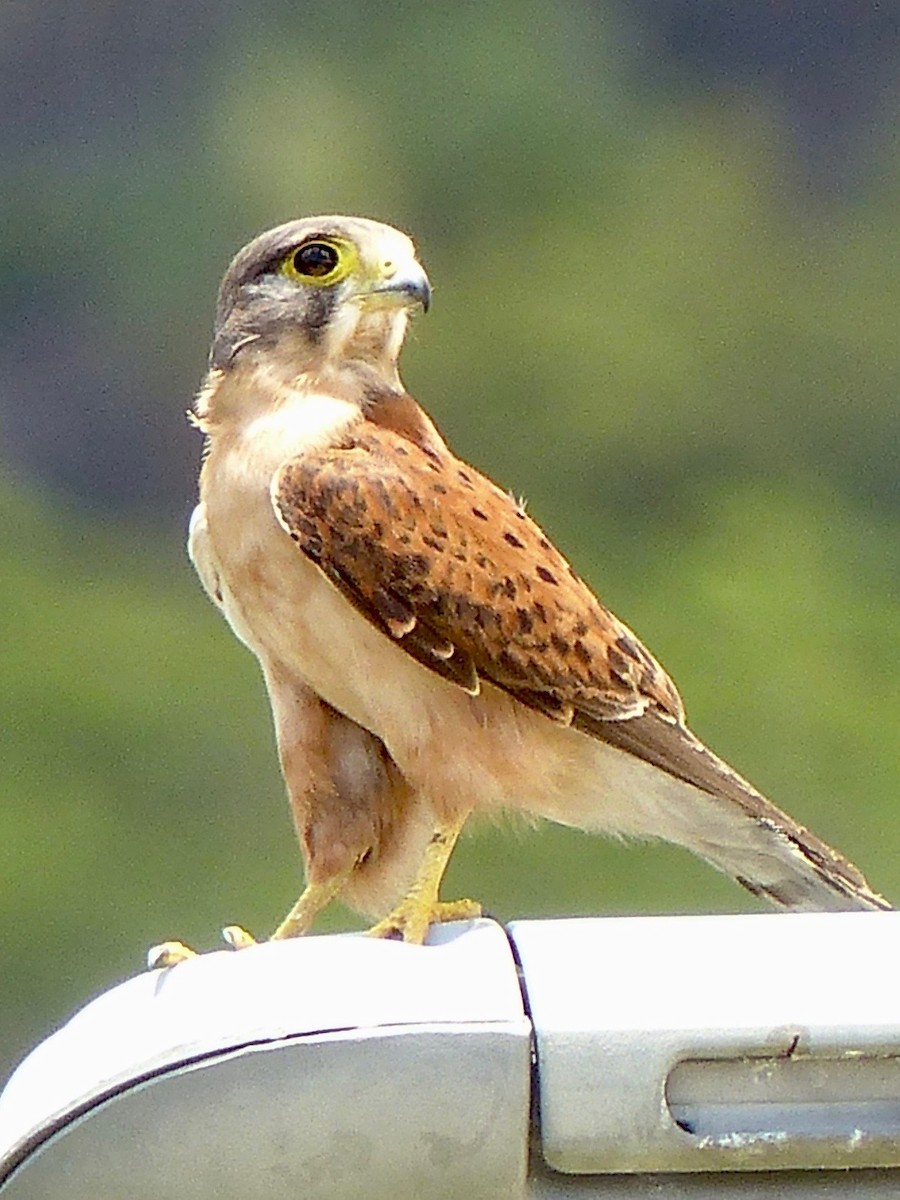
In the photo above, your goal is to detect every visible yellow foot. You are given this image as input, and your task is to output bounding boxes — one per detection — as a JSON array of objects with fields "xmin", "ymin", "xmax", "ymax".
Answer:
[
  {"xmin": 367, "ymin": 897, "xmax": 482, "ymax": 945},
  {"xmin": 146, "ymin": 925, "xmax": 258, "ymax": 969}
]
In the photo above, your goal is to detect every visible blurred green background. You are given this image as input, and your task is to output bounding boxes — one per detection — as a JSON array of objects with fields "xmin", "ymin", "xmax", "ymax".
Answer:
[{"xmin": 2, "ymin": 1, "xmax": 898, "ymax": 1083}]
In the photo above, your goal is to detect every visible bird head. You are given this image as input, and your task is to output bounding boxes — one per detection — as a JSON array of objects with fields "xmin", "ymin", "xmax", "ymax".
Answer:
[{"xmin": 210, "ymin": 216, "xmax": 431, "ymax": 378}]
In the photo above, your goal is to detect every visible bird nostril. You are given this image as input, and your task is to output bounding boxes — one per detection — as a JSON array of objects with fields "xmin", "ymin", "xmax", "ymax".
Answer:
[{"xmin": 382, "ymin": 260, "xmax": 395, "ymax": 277}]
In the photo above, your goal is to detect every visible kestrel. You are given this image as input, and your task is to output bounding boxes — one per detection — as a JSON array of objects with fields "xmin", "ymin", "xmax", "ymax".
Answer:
[{"xmin": 151, "ymin": 216, "xmax": 888, "ymax": 965}]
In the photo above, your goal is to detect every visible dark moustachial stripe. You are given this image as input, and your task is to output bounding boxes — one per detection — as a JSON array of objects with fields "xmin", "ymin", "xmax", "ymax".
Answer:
[{"xmin": 304, "ymin": 288, "xmax": 338, "ymax": 343}]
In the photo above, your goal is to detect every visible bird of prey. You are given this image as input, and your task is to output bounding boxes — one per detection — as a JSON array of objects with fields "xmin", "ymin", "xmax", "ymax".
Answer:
[{"xmin": 150, "ymin": 215, "xmax": 888, "ymax": 965}]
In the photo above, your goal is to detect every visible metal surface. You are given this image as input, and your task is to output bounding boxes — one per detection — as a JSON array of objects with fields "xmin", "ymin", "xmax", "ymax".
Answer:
[
  {"xmin": 3, "ymin": 913, "xmax": 900, "ymax": 1197},
  {"xmin": 509, "ymin": 911, "xmax": 900, "ymax": 1176},
  {"xmin": 3, "ymin": 1026, "xmax": 528, "ymax": 1200},
  {"xmin": 526, "ymin": 1160, "xmax": 900, "ymax": 1198},
  {"xmin": 0, "ymin": 919, "xmax": 531, "ymax": 1198}
]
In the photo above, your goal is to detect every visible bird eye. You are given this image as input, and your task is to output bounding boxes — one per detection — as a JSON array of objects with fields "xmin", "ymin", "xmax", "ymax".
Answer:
[
  {"xmin": 279, "ymin": 236, "xmax": 354, "ymax": 286},
  {"xmin": 292, "ymin": 241, "xmax": 340, "ymax": 278}
]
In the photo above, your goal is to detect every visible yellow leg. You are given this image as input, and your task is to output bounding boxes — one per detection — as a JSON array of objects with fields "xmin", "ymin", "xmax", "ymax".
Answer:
[
  {"xmin": 146, "ymin": 874, "xmax": 352, "ymax": 969},
  {"xmin": 270, "ymin": 872, "xmax": 353, "ymax": 940},
  {"xmin": 367, "ymin": 812, "xmax": 481, "ymax": 944}
]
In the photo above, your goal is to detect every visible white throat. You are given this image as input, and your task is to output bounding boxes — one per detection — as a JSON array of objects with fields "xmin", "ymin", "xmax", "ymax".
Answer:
[
  {"xmin": 240, "ymin": 388, "xmax": 361, "ymax": 475},
  {"xmin": 322, "ymin": 302, "xmax": 409, "ymax": 386}
]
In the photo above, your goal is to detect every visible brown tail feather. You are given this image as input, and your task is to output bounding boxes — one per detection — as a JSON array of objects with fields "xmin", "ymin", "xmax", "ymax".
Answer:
[{"xmin": 575, "ymin": 710, "xmax": 891, "ymax": 912}]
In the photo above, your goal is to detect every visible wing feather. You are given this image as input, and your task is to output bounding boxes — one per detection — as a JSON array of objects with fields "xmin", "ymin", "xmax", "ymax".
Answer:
[{"xmin": 271, "ymin": 426, "xmax": 683, "ymax": 724}]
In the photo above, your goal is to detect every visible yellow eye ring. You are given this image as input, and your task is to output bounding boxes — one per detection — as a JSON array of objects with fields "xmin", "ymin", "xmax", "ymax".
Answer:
[{"xmin": 280, "ymin": 236, "xmax": 355, "ymax": 286}]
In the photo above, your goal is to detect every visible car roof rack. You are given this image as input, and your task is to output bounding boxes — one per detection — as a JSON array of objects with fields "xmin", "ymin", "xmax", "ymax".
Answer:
[{"xmin": 2, "ymin": 912, "xmax": 899, "ymax": 1197}]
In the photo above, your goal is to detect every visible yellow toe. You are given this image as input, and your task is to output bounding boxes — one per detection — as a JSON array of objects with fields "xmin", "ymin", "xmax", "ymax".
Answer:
[
  {"xmin": 368, "ymin": 897, "xmax": 482, "ymax": 945},
  {"xmin": 222, "ymin": 924, "xmax": 258, "ymax": 950},
  {"xmin": 147, "ymin": 924, "xmax": 259, "ymax": 968},
  {"xmin": 147, "ymin": 940, "xmax": 198, "ymax": 969}
]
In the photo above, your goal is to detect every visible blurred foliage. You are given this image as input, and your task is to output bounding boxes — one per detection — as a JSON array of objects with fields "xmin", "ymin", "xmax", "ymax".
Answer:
[{"xmin": 1, "ymin": 0, "xmax": 898, "ymax": 1084}]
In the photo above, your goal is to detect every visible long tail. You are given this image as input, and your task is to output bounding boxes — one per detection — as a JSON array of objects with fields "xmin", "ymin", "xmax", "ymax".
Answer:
[{"xmin": 579, "ymin": 711, "xmax": 891, "ymax": 912}]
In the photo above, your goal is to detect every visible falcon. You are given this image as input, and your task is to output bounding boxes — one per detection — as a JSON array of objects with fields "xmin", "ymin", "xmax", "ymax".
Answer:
[{"xmin": 151, "ymin": 216, "xmax": 888, "ymax": 965}]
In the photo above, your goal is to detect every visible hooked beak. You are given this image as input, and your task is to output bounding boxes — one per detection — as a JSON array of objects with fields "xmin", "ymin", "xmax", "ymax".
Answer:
[{"xmin": 369, "ymin": 261, "xmax": 432, "ymax": 313}]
